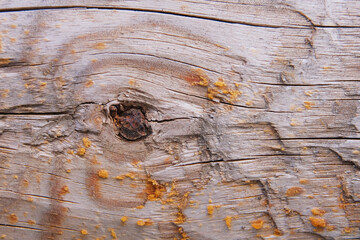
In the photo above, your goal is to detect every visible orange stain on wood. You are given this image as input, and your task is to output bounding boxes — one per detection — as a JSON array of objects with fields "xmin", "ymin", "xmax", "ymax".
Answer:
[
  {"xmin": 251, "ymin": 219, "xmax": 264, "ymax": 230},
  {"xmin": 86, "ymin": 172, "xmax": 143, "ymax": 208},
  {"xmin": 8, "ymin": 214, "xmax": 18, "ymax": 224},
  {"xmin": 299, "ymin": 178, "xmax": 309, "ymax": 184},
  {"xmin": 273, "ymin": 229, "xmax": 282, "ymax": 236},
  {"xmin": 286, "ymin": 187, "xmax": 304, "ymax": 197},
  {"xmin": 137, "ymin": 219, "xmax": 153, "ymax": 226},
  {"xmin": 182, "ymin": 68, "xmax": 209, "ymax": 86},
  {"xmin": 121, "ymin": 216, "xmax": 128, "ymax": 223},
  {"xmin": 85, "ymin": 79, "xmax": 94, "ymax": 87},
  {"xmin": 309, "ymin": 217, "xmax": 326, "ymax": 228},
  {"xmin": 0, "ymin": 58, "xmax": 10, "ymax": 65},
  {"xmin": 128, "ymin": 79, "xmax": 136, "ymax": 86},
  {"xmin": 94, "ymin": 42, "xmax": 107, "ymax": 50},
  {"xmin": 108, "ymin": 228, "xmax": 117, "ymax": 239},
  {"xmin": 77, "ymin": 147, "xmax": 86, "ymax": 156},
  {"xmin": 304, "ymin": 101, "xmax": 315, "ymax": 110},
  {"xmin": 174, "ymin": 211, "xmax": 186, "ymax": 224},
  {"xmin": 145, "ymin": 177, "xmax": 166, "ymax": 201},
  {"xmin": 59, "ymin": 185, "xmax": 69, "ymax": 195},
  {"xmin": 82, "ymin": 137, "xmax": 91, "ymax": 148},
  {"xmin": 27, "ymin": 220, "xmax": 36, "ymax": 225},
  {"xmin": 311, "ymin": 208, "xmax": 326, "ymax": 216},
  {"xmin": 87, "ymin": 172, "xmax": 102, "ymax": 199},
  {"xmin": 224, "ymin": 216, "xmax": 232, "ymax": 230},
  {"xmin": 207, "ymin": 204, "xmax": 214, "ymax": 216},
  {"xmin": 1, "ymin": 89, "xmax": 9, "ymax": 98},
  {"xmin": 98, "ymin": 169, "xmax": 109, "ymax": 179}
]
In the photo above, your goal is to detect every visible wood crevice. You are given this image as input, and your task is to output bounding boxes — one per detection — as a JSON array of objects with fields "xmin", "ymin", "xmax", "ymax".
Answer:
[{"xmin": 1, "ymin": 6, "xmax": 359, "ymax": 29}]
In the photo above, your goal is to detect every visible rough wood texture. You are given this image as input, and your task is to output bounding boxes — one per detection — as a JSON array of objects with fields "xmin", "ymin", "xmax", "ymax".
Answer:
[{"xmin": 0, "ymin": 1, "xmax": 360, "ymax": 239}]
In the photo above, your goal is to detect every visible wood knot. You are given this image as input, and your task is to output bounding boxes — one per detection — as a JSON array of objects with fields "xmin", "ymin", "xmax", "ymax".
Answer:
[{"xmin": 109, "ymin": 104, "xmax": 152, "ymax": 141}]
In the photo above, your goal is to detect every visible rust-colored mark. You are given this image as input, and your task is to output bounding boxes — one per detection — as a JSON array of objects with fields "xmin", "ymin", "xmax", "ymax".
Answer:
[
  {"xmin": 0, "ymin": 58, "xmax": 10, "ymax": 65},
  {"xmin": 145, "ymin": 177, "xmax": 166, "ymax": 201},
  {"xmin": 245, "ymin": 100, "xmax": 253, "ymax": 106},
  {"xmin": 214, "ymin": 78, "xmax": 226, "ymax": 88},
  {"xmin": 164, "ymin": 156, "xmax": 172, "ymax": 164},
  {"xmin": 327, "ymin": 225, "xmax": 335, "ymax": 231},
  {"xmin": 108, "ymin": 228, "xmax": 117, "ymax": 239},
  {"xmin": 184, "ymin": 68, "xmax": 246, "ymax": 103},
  {"xmin": 309, "ymin": 217, "xmax": 326, "ymax": 228},
  {"xmin": 1, "ymin": 89, "xmax": 9, "ymax": 98},
  {"xmin": 207, "ymin": 204, "xmax": 214, "ymax": 216},
  {"xmin": 41, "ymin": 175, "xmax": 68, "ymax": 240},
  {"xmin": 27, "ymin": 220, "xmax": 36, "ymax": 225},
  {"xmin": 251, "ymin": 219, "xmax": 264, "ymax": 230},
  {"xmin": 91, "ymin": 155, "xmax": 100, "ymax": 165},
  {"xmin": 286, "ymin": 187, "xmax": 304, "ymax": 197},
  {"xmin": 109, "ymin": 105, "xmax": 152, "ymax": 141},
  {"xmin": 311, "ymin": 208, "xmax": 326, "ymax": 216},
  {"xmin": 274, "ymin": 229, "xmax": 282, "ymax": 236},
  {"xmin": 299, "ymin": 179, "xmax": 309, "ymax": 184},
  {"xmin": 87, "ymin": 173, "xmax": 101, "ymax": 199},
  {"xmin": 305, "ymin": 90, "xmax": 313, "ymax": 96},
  {"xmin": 121, "ymin": 216, "xmax": 128, "ymax": 223},
  {"xmin": 77, "ymin": 147, "xmax": 86, "ymax": 156},
  {"xmin": 137, "ymin": 220, "xmax": 145, "ymax": 226},
  {"xmin": 128, "ymin": 79, "xmax": 136, "ymax": 86},
  {"xmin": 85, "ymin": 79, "xmax": 94, "ymax": 87},
  {"xmin": 39, "ymin": 82, "xmax": 47, "ymax": 91},
  {"xmin": 174, "ymin": 211, "xmax": 186, "ymax": 224},
  {"xmin": 197, "ymin": 76, "xmax": 242, "ymax": 103},
  {"xmin": 182, "ymin": 68, "xmax": 209, "ymax": 86},
  {"xmin": 86, "ymin": 172, "xmax": 143, "ymax": 208},
  {"xmin": 94, "ymin": 42, "xmax": 107, "ymax": 50},
  {"xmin": 224, "ymin": 216, "xmax": 232, "ymax": 230},
  {"xmin": 304, "ymin": 101, "xmax": 315, "ymax": 110},
  {"xmin": 137, "ymin": 219, "xmax": 153, "ymax": 226},
  {"xmin": 59, "ymin": 185, "xmax": 69, "ymax": 195},
  {"xmin": 178, "ymin": 227, "xmax": 189, "ymax": 240},
  {"xmin": 8, "ymin": 213, "xmax": 18, "ymax": 224},
  {"xmin": 98, "ymin": 169, "xmax": 109, "ymax": 179},
  {"xmin": 131, "ymin": 159, "xmax": 142, "ymax": 168},
  {"xmin": 115, "ymin": 172, "xmax": 136, "ymax": 181}
]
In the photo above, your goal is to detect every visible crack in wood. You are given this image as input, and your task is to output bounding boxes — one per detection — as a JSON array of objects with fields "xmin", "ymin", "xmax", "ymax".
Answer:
[{"xmin": 0, "ymin": 5, "xmax": 359, "ymax": 29}]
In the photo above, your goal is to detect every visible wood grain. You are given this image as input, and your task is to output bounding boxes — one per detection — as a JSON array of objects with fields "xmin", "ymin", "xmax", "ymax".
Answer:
[{"xmin": 0, "ymin": 2, "xmax": 359, "ymax": 239}]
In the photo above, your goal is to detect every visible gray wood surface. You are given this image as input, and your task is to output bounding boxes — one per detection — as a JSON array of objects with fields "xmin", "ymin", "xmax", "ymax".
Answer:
[{"xmin": 0, "ymin": 1, "xmax": 359, "ymax": 239}]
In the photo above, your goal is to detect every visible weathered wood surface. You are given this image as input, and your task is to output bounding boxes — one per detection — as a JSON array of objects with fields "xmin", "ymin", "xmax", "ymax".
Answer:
[{"xmin": 0, "ymin": 1, "xmax": 360, "ymax": 239}]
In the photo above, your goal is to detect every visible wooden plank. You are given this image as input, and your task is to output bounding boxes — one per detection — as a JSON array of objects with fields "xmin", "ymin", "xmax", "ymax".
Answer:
[
  {"xmin": 0, "ymin": 3, "xmax": 359, "ymax": 240},
  {"xmin": 0, "ymin": 0, "xmax": 360, "ymax": 27}
]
